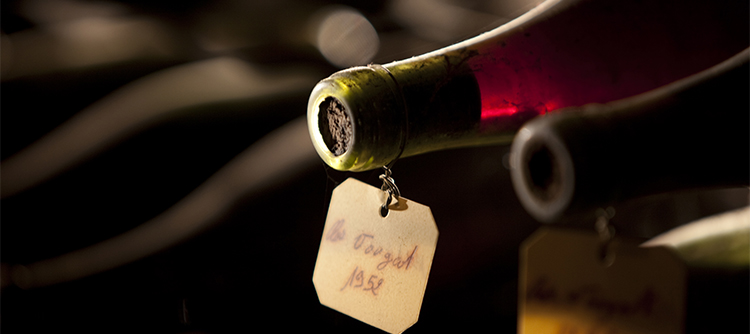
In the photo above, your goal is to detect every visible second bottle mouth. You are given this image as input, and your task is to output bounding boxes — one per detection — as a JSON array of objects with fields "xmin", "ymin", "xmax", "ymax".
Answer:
[{"xmin": 510, "ymin": 123, "xmax": 576, "ymax": 224}]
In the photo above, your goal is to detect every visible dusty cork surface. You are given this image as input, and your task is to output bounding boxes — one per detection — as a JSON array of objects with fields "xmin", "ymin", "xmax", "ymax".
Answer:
[{"xmin": 319, "ymin": 97, "xmax": 352, "ymax": 156}]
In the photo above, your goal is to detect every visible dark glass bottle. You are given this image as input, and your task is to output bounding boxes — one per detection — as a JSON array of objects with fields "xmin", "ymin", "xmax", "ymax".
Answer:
[{"xmin": 509, "ymin": 48, "xmax": 749, "ymax": 223}]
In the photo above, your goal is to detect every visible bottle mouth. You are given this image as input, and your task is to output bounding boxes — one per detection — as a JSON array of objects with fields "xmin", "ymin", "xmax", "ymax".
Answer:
[
  {"xmin": 524, "ymin": 142, "xmax": 562, "ymax": 202},
  {"xmin": 510, "ymin": 124, "xmax": 575, "ymax": 223},
  {"xmin": 306, "ymin": 65, "xmax": 405, "ymax": 171},
  {"xmin": 318, "ymin": 96, "xmax": 352, "ymax": 156}
]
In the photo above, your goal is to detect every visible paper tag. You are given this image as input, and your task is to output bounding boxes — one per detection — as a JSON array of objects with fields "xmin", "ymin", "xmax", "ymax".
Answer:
[
  {"xmin": 519, "ymin": 228, "xmax": 686, "ymax": 334},
  {"xmin": 313, "ymin": 178, "xmax": 439, "ymax": 334}
]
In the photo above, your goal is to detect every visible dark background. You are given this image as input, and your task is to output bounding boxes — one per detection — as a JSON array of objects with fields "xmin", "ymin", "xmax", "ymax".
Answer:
[{"xmin": 1, "ymin": 0, "xmax": 747, "ymax": 333}]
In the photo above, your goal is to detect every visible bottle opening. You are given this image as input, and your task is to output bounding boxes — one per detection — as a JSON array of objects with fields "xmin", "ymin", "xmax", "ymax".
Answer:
[
  {"xmin": 526, "ymin": 143, "xmax": 561, "ymax": 202},
  {"xmin": 318, "ymin": 96, "xmax": 352, "ymax": 156}
]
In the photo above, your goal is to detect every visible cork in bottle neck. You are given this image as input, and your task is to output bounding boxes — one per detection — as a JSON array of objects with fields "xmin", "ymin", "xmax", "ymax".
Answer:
[{"xmin": 318, "ymin": 97, "xmax": 352, "ymax": 156}]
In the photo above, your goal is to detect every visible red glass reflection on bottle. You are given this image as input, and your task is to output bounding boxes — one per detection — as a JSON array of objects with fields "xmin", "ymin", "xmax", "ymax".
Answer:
[{"xmin": 463, "ymin": 0, "xmax": 748, "ymax": 126}]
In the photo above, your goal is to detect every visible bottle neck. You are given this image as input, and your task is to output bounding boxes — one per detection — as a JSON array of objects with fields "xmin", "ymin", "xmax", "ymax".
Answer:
[
  {"xmin": 307, "ymin": 64, "xmax": 407, "ymax": 171},
  {"xmin": 308, "ymin": 54, "xmax": 503, "ymax": 172}
]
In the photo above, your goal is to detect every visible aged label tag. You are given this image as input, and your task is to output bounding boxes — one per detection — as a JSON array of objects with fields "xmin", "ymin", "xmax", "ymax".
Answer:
[
  {"xmin": 519, "ymin": 228, "xmax": 686, "ymax": 334},
  {"xmin": 313, "ymin": 178, "xmax": 439, "ymax": 334}
]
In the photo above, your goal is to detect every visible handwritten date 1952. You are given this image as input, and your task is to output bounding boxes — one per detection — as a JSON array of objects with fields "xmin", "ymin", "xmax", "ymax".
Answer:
[{"xmin": 341, "ymin": 266, "xmax": 384, "ymax": 296}]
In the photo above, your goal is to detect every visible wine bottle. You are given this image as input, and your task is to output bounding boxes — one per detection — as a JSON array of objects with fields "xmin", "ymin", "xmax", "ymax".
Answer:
[
  {"xmin": 643, "ymin": 206, "xmax": 750, "ymax": 334},
  {"xmin": 509, "ymin": 48, "xmax": 749, "ymax": 223},
  {"xmin": 307, "ymin": 0, "xmax": 748, "ymax": 171}
]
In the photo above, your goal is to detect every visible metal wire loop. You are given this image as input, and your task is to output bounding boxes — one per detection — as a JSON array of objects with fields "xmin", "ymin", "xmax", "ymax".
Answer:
[
  {"xmin": 379, "ymin": 167, "xmax": 400, "ymax": 199},
  {"xmin": 379, "ymin": 166, "xmax": 400, "ymax": 217},
  {"xmin": 595, "ymin": 207, "xmax": 616, "ymax": 266}
]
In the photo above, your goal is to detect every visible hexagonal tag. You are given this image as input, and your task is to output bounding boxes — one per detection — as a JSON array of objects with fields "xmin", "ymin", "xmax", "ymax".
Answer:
[
  {"xmin": 313, "ymin": 178, "xmax": 439, "ymax": 334},
  {"xmin": 519, "ymin": 228, "xmax": 686, "ymax": 334}
]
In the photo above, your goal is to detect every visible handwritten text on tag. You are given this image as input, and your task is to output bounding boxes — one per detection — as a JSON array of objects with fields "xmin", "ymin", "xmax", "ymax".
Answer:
[{"xmin": 313, "ymin": 178, "xmax": 438, "ymax": 334}]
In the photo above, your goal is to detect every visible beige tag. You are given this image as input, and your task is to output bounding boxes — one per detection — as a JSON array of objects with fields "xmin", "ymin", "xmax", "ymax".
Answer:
[
  {"xmin": 313, "ymin": 178, "xmax": 439, "ymax": 334},
  {"xmin": 519, "ymin": 228, "xmax": 686, "ymax": 334}
]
